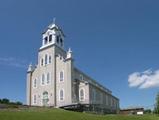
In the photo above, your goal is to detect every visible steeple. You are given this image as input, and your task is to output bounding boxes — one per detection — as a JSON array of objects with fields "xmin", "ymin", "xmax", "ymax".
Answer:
[
  {"xmin": 40, "ymin": 20, "xmax": 65, "ymax": 50},
  {"xmin": 66, "ymin": 48, "xmax": 73, "ymax": 59},
  {"xmin": 27, "ymin": 63, "xmax": 33, "ymax": 73}
]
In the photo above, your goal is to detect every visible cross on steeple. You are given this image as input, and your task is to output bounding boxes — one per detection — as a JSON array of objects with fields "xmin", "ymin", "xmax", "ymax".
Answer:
[{"xmin": 53, "ymin": 18, "xmax": 56, "ymax": 24}]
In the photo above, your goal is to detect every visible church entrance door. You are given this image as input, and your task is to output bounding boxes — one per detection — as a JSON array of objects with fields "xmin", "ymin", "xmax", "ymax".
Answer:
[{"xmin": 42, "ymin": 91, "xmax": 49, "ymax": 106}]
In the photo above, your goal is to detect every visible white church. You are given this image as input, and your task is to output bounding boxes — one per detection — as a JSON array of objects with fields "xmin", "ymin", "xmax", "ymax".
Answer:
[{"xmin": 26, "ymin": 22, "xmax": 119, "ymax": 113}]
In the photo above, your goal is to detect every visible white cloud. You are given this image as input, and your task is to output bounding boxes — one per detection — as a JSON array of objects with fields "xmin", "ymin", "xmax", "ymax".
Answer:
[
  {"xmin": 128, "ymin": 69, "xmax": 159, "ymax": 89},
  {"xmin": 0, "ymin": 57, "xmax": 27, "ymax": 69}
]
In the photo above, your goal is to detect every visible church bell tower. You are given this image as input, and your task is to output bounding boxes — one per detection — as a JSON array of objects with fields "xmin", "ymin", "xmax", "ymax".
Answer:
[{"xmin": 40, "ymin": 21, "xmax": 65, "ymax": 50}]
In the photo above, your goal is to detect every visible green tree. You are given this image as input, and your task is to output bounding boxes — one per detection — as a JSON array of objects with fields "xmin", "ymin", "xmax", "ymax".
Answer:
[
  {"xmin": 15, "ymin": 101, "xmax": 22, "ymax": 105},
  {"xmin": 144, "ymin": 109, "xmax": 152, "ymax": 114},
  {"xmin": 1, "ymin": 98, "xmax": 10, "ymax": 104},
  {"xmin": 154, "ymin": 92, "xmax": 159, "ymax": 114}
]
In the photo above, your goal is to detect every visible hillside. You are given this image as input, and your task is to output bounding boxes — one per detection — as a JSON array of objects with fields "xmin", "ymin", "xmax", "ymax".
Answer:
[{"xmin": 0, "ymin": 108, "xmax": 158, "ymax": 120}]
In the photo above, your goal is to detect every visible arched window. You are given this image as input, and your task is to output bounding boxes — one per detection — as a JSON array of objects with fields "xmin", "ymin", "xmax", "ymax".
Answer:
[
  {"xmin": 49, "ymin": 35, "xmax": 52, "ymax": 42},
  {"xmin": 79, "ymin": 89, "xmax": 85, "ymax": 101},
  {"xmin": 43, "ymin": 91, "xmax": 49, "ymax": 106},
  {"xmin": 45, "ymin": 54, "xmax": 48, "ymax": 65},
  {"xmin": 47, "ymin": 73, "xmax": 50, "ymax": 84},
  {"xmin": 33, "ymin": 95, "xmax": 37, "ymax": 104},
  {"xmin": 49, "ymin": 56, "xmax": 51, "ymax": 63},
  {"xmin": 56, "ymin": 36, "xmax": 59, "ymax": 44},
  {"xmin": 60, "ymin": 38, "xmax": 63, "ymax": 46},
  {"xmin": 44, "ymin": 36, "xmax": 48, "ymax": 44},
  {"xmin": 60, "ymin": 71, "xmax": 64, "ymax": 82},
  {"xmin": 41, "ymin": 58, "xmax": 43, "ymax": 66},
  {"xmin": 33, "ymin": 79, "xmax": 37, "ymax": 88},
  {"xmin": 41, "ymin": 74, "xmax": 45, "ymax": 85},
  {"xmin": 59, "ymin": 89, "xmax": 64, "ymax": 101}
]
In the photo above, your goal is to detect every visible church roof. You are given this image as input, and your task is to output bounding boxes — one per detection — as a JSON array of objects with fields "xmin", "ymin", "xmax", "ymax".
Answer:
[
  {"xmin": 42, "ymin": 23, "xmax": 65, "ymax": 37},
  {"xmin": 74, "ymin": 67, "xmax": 117, "ymax": 98}
]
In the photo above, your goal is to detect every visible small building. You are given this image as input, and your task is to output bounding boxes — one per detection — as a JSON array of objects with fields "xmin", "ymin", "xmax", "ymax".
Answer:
[{"xmin": 120, "ymin": 107, "xmax": 144, "ymax": 115}]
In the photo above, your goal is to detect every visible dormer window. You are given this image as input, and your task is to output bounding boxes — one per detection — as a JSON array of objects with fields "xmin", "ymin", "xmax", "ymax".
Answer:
[
  {"xmin": 80, "ymin": 74, "xmax": 84, "ymax": 81},
  {"xmin": 44, "ymin": 37, "xmax": 48, "ymax": 44},
  {"xmin": 49, "ymin": 35, "xmax": 52, "ymax": 42}
]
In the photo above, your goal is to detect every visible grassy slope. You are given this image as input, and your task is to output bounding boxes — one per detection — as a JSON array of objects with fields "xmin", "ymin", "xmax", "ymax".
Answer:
[{"xmin": 0, "ymin": 108, "xmax": 158, "ymax": 120}]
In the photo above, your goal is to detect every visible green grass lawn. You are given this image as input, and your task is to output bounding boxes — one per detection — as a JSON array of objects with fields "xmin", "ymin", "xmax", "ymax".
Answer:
[{"xmin": 0, "ymin": 108, "xmax": 158, "ymax": 120}]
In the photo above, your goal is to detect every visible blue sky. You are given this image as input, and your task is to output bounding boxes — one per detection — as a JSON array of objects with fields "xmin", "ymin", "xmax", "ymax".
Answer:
[{"xmin": 0, "ymin": 0, "xmax": 159, "ymax": 109}]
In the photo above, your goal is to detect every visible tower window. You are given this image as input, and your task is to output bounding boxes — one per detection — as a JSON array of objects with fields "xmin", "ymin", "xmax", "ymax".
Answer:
[
  {"xmin": 45, "ymin": 54, "xmax": 48, "ymax": 65},
  {"xmin": 56, "ymin": 36, "xmax": 59, "ymax": 44},
  {"xmin": 49, "ymin": 56, "xmax": 51, "ymax": 63},
  {"xmin": 60, "ymin": 71, "xmax": 64, "ymax": 82},
  {"xmin": 49, "ymin": 35, "xmax": 52, "ymax": 42},
  {"xmin": 59, "ymin": 89, "xmax": 64, "ymax": 101},
  {"xmin": 44, "ymin": 37, "xmax": 48, "ymax": 44},
  {"xmin": 60, "ymin": 38, "xmax": 63, "ymax": 46}
]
